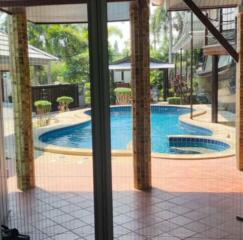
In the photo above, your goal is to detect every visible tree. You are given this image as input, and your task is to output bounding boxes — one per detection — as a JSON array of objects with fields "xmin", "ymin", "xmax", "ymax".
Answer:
[
  {"xmin": 108, "ymin": 26, "xmax": 124, "ymax": 63},
  {"xmin": 172, "ymin": 12, "xmax": 184, "ymax": 44},
  {"xmin": 28, "ymin": 23, "xmax": 89, "ymax": 84},
  {"xmin": 150, "ymin": 7, "xmax": 168, "ymax": 51},
  {"xmin": 28, "ymin": 23, "xmax": 126, "ymax": 84}
]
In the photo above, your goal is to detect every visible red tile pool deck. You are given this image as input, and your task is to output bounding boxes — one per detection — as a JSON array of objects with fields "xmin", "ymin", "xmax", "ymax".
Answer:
[{"xmin": 6, "ymin": 153, "xmax": 243, "ymax": 239}]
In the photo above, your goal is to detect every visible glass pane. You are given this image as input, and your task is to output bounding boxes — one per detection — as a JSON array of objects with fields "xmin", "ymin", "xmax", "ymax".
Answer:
[{"xmin": 1, "ymin": 5, "xmax": 96, "ymax": 239}]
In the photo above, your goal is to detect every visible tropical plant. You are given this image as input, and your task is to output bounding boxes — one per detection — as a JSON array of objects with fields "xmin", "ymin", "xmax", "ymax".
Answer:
[
  {"xmin": 150, "ymin": 71, "xmax": 163, "ymax": 89},
  {"xmin": 150, "ymin": 7, "xmax": 168, "ymax": 51},
  {"xmin": 150, "ymin": 6, "xmax": 174, "ymax": 74},
  {"xmin": 28, "ymin": 23, "xmax": 89, "ymax": 84},
  {"xmin": 108, "ymin": 26, "xmax": 124, "ymax": 63}
]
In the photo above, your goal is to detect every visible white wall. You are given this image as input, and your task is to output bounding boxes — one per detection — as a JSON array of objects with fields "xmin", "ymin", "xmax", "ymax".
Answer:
[
  {"xmin": 124, "ymin": 71, "xmax": 131, "ymax": 83},
  {"xmin": 113, "ymin": 70, "xmax": 131, "ymax": 83}
]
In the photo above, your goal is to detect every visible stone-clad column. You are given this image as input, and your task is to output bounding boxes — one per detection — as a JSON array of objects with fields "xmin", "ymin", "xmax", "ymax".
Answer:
[
  {"xmin": 8, "ymin": 7, "xmax": 35, "ymax": 190},
  {"xmin": 237, "ymin": 12, "xmax": 243, "ymax": 170},
  {"xmin": 130, "ymin": 0, "xmax": 151, "ymax": 190}
]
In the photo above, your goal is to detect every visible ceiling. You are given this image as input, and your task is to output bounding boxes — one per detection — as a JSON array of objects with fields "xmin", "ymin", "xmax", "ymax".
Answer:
[{"xmin": 2, "ymin": 1, "xmax": 130, "ymax": 23}]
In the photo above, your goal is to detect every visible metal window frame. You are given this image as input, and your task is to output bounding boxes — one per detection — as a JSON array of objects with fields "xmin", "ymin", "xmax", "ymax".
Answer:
[
  {"xmin": 212, "ymin": 55, "xmax": 219, "ymax": 123},
  {"xmin": 0, "ymin": 0, "xmax": 114, "ymax": 238},
  {"xmin": 88, "ymin": 0, "xmax": 113, "ymax": 239},
  {"xmin": 0, "ymin": 71, "xmax": 8, "ymax": 226}
]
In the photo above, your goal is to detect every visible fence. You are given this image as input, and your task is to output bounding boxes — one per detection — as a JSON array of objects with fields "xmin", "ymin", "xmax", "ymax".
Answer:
[{"xmin": 32, "ymin": 84, "xmax": 79, "ymax": 112}]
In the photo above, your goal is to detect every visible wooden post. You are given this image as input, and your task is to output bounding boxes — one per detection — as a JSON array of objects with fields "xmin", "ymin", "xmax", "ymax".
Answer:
[
  {"xmin": 8, "ymin": 7, "xmax": 35, "ymax": 190},
  {"xmin": 236, "ymin": 12, "xmax": 243, "ymax": 170},
  {"xmin": 130, "ymin": 0, "xmax": 151, "ymax": 191}
]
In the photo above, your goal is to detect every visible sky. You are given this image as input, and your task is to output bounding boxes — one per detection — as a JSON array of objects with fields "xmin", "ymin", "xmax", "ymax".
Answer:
[
  {"xmin": 108, "ymin": 21, "xmax": 130, "ymax": 52},
  {"xmin": 108, "ymin": 5, "xmax": 158, "ymax": 52}
]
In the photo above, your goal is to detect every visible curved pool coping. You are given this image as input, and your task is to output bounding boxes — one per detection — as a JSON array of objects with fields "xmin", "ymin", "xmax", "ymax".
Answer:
[{"xmin": 34, "ymin": 104, "xmax": 235, "ymax": 160}]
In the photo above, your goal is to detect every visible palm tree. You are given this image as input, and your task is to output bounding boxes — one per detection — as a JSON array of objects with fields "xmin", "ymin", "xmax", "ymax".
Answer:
[
  {"xmin": 107, "ymin": 25, "xmax": 124, "ymax": 62},
  {"xmin": 150, "ymin": 7, "xmax": 168, "ymax": 51}
]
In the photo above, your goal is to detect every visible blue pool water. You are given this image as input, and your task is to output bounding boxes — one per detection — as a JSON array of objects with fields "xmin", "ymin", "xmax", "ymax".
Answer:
[{"xmin": 40, "ymin": 106, "xmax": 216, "ymax": 154}]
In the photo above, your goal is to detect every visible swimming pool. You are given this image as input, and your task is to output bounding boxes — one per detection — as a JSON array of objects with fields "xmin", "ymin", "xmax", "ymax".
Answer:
[{"xmin": 39, "ymin": 105, "xmax": 230, "ymax": 154}]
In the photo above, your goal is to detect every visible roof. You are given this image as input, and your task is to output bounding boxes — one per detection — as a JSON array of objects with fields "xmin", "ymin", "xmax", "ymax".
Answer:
[
  {"xmin": 0, "ymin": 32, "xmax": 58, "ymax": 70},
  {"xmin": 2, "ymin": 2, "xmax": 130, "ymax": 23},
  {"xmin": 152, "ymin": 0, "xmax": 240, "ymax": 10},
  {"xmin": 109, "ymin": 57, "xmax": 175, "ymax": 70}
]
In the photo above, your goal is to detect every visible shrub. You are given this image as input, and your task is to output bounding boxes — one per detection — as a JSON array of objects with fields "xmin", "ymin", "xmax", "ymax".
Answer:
[
  {"xmin": 56, "ymin": 96, "xmax": 74, "ymax": 112},
  {"xmin": 114, "ymin": 88, "xmax": 132, "ymax": 105},
  {"xmin": 168, "ymin": 97, "xmax": 181, "ymax": 105}
]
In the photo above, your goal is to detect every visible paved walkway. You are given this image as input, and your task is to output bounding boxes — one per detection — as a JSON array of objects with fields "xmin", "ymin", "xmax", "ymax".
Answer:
[
  {"xmin": 7, "ymin": 152, "xmax": 243, "ymax": 240},
  {"xmin": 5, "ymin": 104, "xmax": 242, "ymax": 239}
]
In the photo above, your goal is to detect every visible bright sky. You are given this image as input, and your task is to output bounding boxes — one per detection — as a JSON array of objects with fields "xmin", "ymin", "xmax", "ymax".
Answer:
[
  {"xmin": 108, "ymin": 5, "xmax": 158, "ymax": 52},
  {"xmin": 108, "ymin": 21, "xmax": 130, "ymax": 52}
]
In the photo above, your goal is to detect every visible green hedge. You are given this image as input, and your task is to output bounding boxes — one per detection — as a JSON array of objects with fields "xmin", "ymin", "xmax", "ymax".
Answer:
[
  {"xmin": 56, "ymin": 96, "xmax": 74, "ymax": 105},
  {"xmin": 167, "ymin": 97, "xmax": 181, "ymax": 105}
]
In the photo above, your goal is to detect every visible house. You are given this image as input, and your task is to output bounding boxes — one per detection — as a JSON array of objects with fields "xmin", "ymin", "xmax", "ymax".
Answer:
[
  {"xmin": 109, "ymin": 56, "xmax": 174, "ymax": 84},
  {"xmin": 0, "ymin": 32, "xmax": 58, "ymax": 102}
]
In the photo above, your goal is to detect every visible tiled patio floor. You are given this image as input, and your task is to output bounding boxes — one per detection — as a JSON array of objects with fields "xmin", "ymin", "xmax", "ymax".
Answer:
[{"xmin": 6, "ymin": 152, "xmax": 243, "ymax": 239}]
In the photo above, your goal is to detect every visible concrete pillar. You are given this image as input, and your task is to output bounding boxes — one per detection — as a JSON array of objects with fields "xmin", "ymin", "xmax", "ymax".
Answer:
[
  {"xmin": 8, "ymin": 7, "xmax": 35, "ymax": 190},
  {"xmin": 130, "ymin": 0, "xmax": 151, "ymax": 191}
]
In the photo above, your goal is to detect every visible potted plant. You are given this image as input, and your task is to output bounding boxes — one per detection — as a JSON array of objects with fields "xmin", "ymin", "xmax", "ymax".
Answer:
[
  {"xmin": 34, "ymin": 100, "xmax": 52, "ymax": 126},
  {"xmin": 56, "ymin": 96, "xmax": 74, "ymax": 112},
  {"xmin": 114, "ymin": 87, "xmax": 132, "ymax": 105}
]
